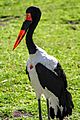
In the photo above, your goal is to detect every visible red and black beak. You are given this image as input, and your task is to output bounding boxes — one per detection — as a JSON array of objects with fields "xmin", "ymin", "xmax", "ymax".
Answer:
[{"xmin": 13, "ymin": 13, "xmax": 32, "ymax": 50}]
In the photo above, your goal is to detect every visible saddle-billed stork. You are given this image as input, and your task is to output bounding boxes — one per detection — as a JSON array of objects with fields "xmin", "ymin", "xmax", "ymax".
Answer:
[{"xmin": 13, "ymin": 6, "xmax": 74, "ymax": 120}]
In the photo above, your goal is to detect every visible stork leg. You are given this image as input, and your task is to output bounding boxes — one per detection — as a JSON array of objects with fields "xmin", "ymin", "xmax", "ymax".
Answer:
[
  {"xmin": 38, "ymin": 98, "xmax": 42, "ymax": 120},
  {"xmin": 46, "ymin": 99, "xmax": 50, "ymax": 120}
]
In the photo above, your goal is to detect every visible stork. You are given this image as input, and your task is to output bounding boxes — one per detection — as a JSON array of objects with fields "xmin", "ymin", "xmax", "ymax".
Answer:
[{"xmin": 13, "ymin": 6, "xmax": 74, "ymax": 120}]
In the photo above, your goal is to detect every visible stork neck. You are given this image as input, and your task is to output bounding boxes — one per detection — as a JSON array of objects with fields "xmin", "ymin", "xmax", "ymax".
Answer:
[{"xmin": 26, "ymin": 26, "xmax": 37, "ymax": 54}]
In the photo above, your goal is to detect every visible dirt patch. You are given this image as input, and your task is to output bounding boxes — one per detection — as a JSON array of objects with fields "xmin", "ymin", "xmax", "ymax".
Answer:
[
  {"xmin": 0, "ymin": 15, "xmax": 20, "ymax": 19},
  {"xmin": 0, "ymin": 15, "xmax": 20, "ymax": 22},
  {"xmin": 62, "ymin": 19, "xmax": 80, "ymax": 24},
  {"xmin": 0, "ymin": 15, "xmax": 20, "ymax": 26},
  {"xmin": 13, "ymin": 110, "xmax": 33, "ymax": 118},
  {"xmin": 65, "ymin": 20, "xmax": 80, "ymax": 24}
]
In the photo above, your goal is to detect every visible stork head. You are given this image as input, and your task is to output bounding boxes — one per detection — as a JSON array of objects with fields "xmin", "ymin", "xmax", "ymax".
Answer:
[{"xmin": 13, "ymin": 6, "xmax": 41, "ymax": 50}]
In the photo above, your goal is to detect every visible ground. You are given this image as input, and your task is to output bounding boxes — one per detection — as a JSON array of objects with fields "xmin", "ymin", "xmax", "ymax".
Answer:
[{"xmin": 0, "ymin": 0, "xmax": 80, "ymax": 120}]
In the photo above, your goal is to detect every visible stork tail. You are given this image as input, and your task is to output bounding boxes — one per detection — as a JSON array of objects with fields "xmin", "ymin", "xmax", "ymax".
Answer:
[
  {"xmin": 50, "ymin": 90, "xmax": 74, "ymax": 120},
  {"xmin": 64, "ymin": 90, "xmax": 74, "ymax": 115}
]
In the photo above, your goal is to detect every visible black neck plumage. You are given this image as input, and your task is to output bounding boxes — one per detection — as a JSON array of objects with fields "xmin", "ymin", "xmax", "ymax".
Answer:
[{"xmin": 26, "ymin": 22, "xmax": 38, "ymax": 54}]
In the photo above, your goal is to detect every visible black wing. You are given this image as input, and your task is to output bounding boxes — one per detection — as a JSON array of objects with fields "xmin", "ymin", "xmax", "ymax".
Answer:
[
  {"xmin": 54, "ymin": 63, "xmax": 67, "ymax": 89},
  {"xmin": 26, "ymin": 66, "xmax": 31, "ymax": 81},
  {"xmin": 35, "ymin": 63, "xmax": 74, "ymax": 116},
  {"xmin": 35, "ymin": 63, "xmax": 66, "ymax": 98}
]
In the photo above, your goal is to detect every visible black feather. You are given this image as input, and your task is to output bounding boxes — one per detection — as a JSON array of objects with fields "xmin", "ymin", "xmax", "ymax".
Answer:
[
  {"xmin": 35, "ymin": 63, "xmax": 65, "ymax": 98},
  {"xmin": 50, "ymin": 107, "xmax": 55, "ymax": 119},
  {"xmin": 35, "ymin": 63, "xmax": 74, "ymax": 119},
  {"xmin": 26, "ymin": 66, "xmax": 31, "ymax": 81}
]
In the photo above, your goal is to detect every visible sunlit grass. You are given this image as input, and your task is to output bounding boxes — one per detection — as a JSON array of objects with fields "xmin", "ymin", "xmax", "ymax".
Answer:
[{"xmin": 0, "ymin": 0, "xmax": 80, "ymax": 119}]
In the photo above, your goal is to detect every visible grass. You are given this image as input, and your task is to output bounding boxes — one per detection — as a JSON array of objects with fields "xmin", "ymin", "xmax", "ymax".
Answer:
[{"xmin": 0, "ymin": 0, "xmax": 80, "ymax": 119}]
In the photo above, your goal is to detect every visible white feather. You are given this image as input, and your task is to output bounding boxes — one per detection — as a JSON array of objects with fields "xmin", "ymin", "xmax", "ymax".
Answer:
[{"xmin": 27, "ymin": 46, "xmax": 60, "ymax": 115}]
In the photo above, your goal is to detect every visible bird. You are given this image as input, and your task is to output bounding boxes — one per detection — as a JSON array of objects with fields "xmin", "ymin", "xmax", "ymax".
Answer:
[{"xmin": 13, "ymin": 6, "xmax": 74, "ymax": 120}]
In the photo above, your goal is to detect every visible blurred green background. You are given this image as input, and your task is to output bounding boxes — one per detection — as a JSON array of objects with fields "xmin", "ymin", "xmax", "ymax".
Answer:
[{"xmin": 0, "ymin": 0, "xmax": 80, "ymax": 119}]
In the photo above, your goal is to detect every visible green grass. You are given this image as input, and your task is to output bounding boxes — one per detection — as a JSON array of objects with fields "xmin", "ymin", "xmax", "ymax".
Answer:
[{"xmin": 0, "ymin": 0, "xmax": 80, "ymax": 119}]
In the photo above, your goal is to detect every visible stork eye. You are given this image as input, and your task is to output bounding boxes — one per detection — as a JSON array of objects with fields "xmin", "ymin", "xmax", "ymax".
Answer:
[{"xmin": 26, "ymin": 13, "xmax": 32, "ymax": 21}]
